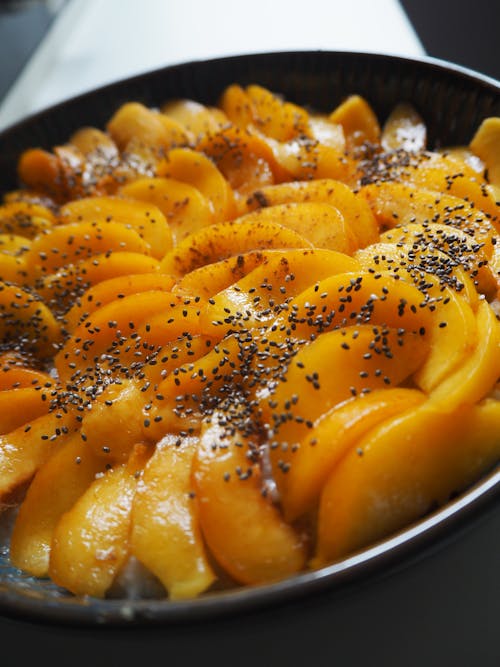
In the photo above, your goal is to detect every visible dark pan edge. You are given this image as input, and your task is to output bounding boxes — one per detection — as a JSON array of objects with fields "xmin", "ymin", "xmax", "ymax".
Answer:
[{"xmin": 0, "ymin": 50, "xmax": 498, "ymax": 626}]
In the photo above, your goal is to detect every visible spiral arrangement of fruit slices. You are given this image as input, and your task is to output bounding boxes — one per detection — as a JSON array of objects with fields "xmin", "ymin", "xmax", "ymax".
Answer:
[{"xmin": 0, "ymin": 85, "xmax": 499, "ymax": 600}]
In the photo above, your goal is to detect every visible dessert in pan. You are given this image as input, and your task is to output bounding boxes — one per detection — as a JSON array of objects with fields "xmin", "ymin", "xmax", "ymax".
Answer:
[{"xmin": 0, "ymin": 77, "xmax": 499, "ymax": 604}]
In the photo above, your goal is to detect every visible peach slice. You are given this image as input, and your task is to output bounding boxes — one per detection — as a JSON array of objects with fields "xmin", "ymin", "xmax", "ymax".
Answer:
[
  {"xmin": 0, "ymin": 233, "xmax": 32, "ymax": 255},
  {"xmin": 59, "ymin": 196, "xmax": 173, "ymax": 260},
  {"xmin": 354, "ymin": 242, "xmax": 480, "ymax": 307},
  {"xmin": 328, "ymin": 95, "xmax": 381, "ymax": 148},
  {"xmin": 196, "ymin": 124, "xmax": 285, "ymax": 198},
  {"xmin": 0, "ymin": 410, "xmax": 77, "ymax": 500},
  {"xmin": 64, "ymin": 272, "xmax": 176, "ymax": 332},
  {"xmin": 360, "ymin": 181, "xmax": 498, "ymax": 240},
  {"xmin": 264, "ymin": 269, "xmax": 436, "ymax": 348},
  {"xmin": 315, "ymin": 398, "xmax": 500, "ymax": 565},
  {"xmin": 0, "ymin": 387, "xmax": 51, "ymax": 435},
  {"xmin": 199, "ymin": 248, "xmax": 360, "ymax": 336},
  {"xmin": 36, "ymin": 251, "xmax": 160, "ymax": 308},
  {"xmin": 25, "ymin": 221, "xmax": 150, "ymax": 279},
  {"xmin": 0, "ymin": 201, "xmax": 54, "ymax": 239},
  {"xmin": 119, "ymin": 177, "xmax": 214, "ymax": 244},
  {"xmin": 156, "ymin": 148, "xmax": 236, "ymax": 222},
  {"xmin": 106, "ymin": 102, "xmax": 189, "ymax": 153},
  {"xmin": 49, "ymin": 444, "xmax": 151, "ymax": 598},
  {"xmin": 380, "ymin": 221, "xmax": 498, "ymax": 298},
  {"xmin": 174, "ymin": 250, "xmax": 274, "ymax": 298},
  {"xmin": 78, "ymin": 380, "xmax": 151, "ymax": 463},
  {"xmin": 381, "ymin": 102, "xmax": 426, "ymax": 152},
  {"xmin": 245, "ymin": 84, "xmax": 310, "ymax": 142},
  {"xmin": 130, "ymin": 435, "xmax": 216, "ymax": 599},
  {"xmin": 192, "ymin": 416, "xmax": 306, "ymax": 585},
  {"xmin": 263, "ymin": 325, "xmax": 429, "ymax": 476},
  {"xmin": 160, "ymin": 219, "xmax": 312, "ymax": 276},
  {"xmin": 161, "ymin": 98, "xmax": 228, "ymax": 136},
  {"xmin": 10, "ymin": 433, "xmax": 105, "ymax": 576},
  {"xmin": 413, "ymin": 286, "xmax": 478, "ymax": 392},
  {"xmin": 281, "ymin": 387, "xmax": 426, "ymax": 522},
  {"xmin": 55, "ymin": 290, "xmax": 192, "ymax": 380},
  {"xmin": 232, "ymin": 203, "xmax": 358, "ymax": 254},
  {"xmin": 0, "ymin": 253, "xmax": 27, "ymax": 285},
  {"xmin": 429, "ymin": 300, "xmax": 500, "ymax": 408},
  {"xmin": 219, "ymin": 84, "xmax": 255, "ymax": 129},
  {"xmin": 470, "ymin": 117, "xmax": 500, "ymax": 187},
  {"xmin": 0, "ymin": 280, "xmax": 62, "ymax": 355},
  {"xmin": 0, "ymin": 361, "xmax": 51, "ymax": 390},
  {"xmin": 246, "ymin": 178, "xmax": 379, "ymax": 247}
]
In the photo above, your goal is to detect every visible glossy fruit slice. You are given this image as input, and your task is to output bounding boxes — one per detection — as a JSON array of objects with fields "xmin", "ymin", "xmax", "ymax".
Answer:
[
  {"xmin": 130, "ymin": 435, "xmax": 216, "ymax": 599},
  {"xmin": 281, "ymin": 388, "xmax": 427, "ymax": 521},
  {"xmin": 160, "ymin": 219, "xmax": 311, "ymax": 276},
  {"xmin": 192, "ymin": 415, "xmax": 306, "ymax": 585},
  {"xmin": 9, "ymin": 433, "xmax": 105, "ymax": 576},
  {"xmin": 48, "ymin": 444, "xmax": 151, "ymax": 598},
  {"xmin": 315, "ymin": 398, "xmax": 500, "ymax": 565},
  {"xmin": 59, "ymin": 196, "xmax": 173, "ymax": 259},
  {"xmin": 246, "ymin": 178, "xmax": 379, "ymax": 247}
]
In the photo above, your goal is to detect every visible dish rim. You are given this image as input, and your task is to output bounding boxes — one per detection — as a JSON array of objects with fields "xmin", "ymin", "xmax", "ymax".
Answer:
[{"xmin": 0, "ymin": 49, "xmax": 498, "ymax": 626}]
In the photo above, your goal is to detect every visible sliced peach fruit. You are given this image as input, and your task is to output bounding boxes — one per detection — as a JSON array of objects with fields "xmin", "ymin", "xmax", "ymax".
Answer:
[
  {"xmin": 10, "ymin": 433, "xmax": 105, "ymax": 576},
  {"xmin": 315, "ymin": 398, "xmax": 500, "ymax": 565},
  {"xmin": 130, "ymin": 434, "xmax": 216, "ymax": 599},
  {"xmin": 192, "ymin": 415, "xmax": 307, "ymax": 585}
]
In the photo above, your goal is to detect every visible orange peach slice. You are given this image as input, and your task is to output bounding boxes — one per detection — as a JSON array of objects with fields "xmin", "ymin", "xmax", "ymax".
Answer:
[
  {"xmin": 380, "ymin": 221, "xmax": 498, "ymax": 298},
  {"xmin": 315, "ymin": 398, "xmax": 500, "ymax": 564},
  {"xmin": 354, "ymin": 242, "xmax": 480, "ymax": 307},
  {"xmin": 0, "ymin": 387, "xmax": 51, "ymax": 435},
  {"xmin": 156, "ymin": 148, "xmax": 236, "ymax": 222},
  {"xmin": 0, "ymin": 199, "xmax": 55, "ymax": 239},
  {"xmin": 470, "ymin": 117, "xmax": 500, "ymax": 187},
  {"xmin": 119, "ymin": 177, "xmax": 214, "ymax": 243},
  {"xmin": 25, "ymin": 221, "xmax": 150, "ymax": 279},
  {"xmin": 75, "ymin": 381, "xmax": 151, "ymax": 463},
  {"xmin": 130, "ymin": 435, "xmax": 216, "ymax": 599},
  {"xmin": 174, "ymin": 250, "xmax": 273, "ymax": 298},
  {"xmin": 59, "ymin": 196, "xmax": 173, "ymax": 259},
  {"xmin": 245, "ymin": 84, "xmax": 310, "ymax": 142},
  {"xmin": 429, "ymin": 300, "xmax": 500, "ymax": 408},
  {"xmin": 196, "ymin": 125, "xmax": 286, "ymax": 198},
  {"xmin": 247, "ymin": 178, "xmax": 379, "ymax": 247},
  {"xmin": 0, "ymin": 362, "xmax": 51, "ymax": 390},
  {"xmin": 49, "ymin": 444, "xmax": 151, "ymax": 598},
  {"xmin": 0, "ymin": 410, "xmax": 77, "ymax": 500},
  {"xmin": 55, "ymin": 290, "xmax": 189, "ymax": 380},
  {"xmin": 161, "ymin": 98, "xmax": 228, "ymax": 136},
  {"xmin": 160, "ymin": 219, "xmax": 312, "ymax": 276},
  {"xmin": 36, "ymin": 251, "xmax": 160, "ymax": 307},
  {"xmin": 328, "ymin": 95, "xmax": 381, "ymax": 148},
  {"xmin": 0, "ymin": 280, "xmax": 62, "ymax": 355},
  {"xmin": 192, "ymin": 416, "xmax": 306, "ymax": 585},
  {"xmin": 200, "ymin": 248, "xmax": 360, "ymax": 335},
  {"xmin": 10, "ymin": 433, "xmax": 105, "ymax": 576},
  {"xmin": 413, "ymin": 287, "xmax": 478, "ymax": 392},
  {"xmin": 232, "ymin": 203, "xmax": 358, "ymax": 254},
  {"xmin": 360, "ymin": 180, "xmax": 497, "ymax": 238},
  {"xmin": 64, "ymin": 272, "xmax": 176, "ymax": 332},
  {"xmin": 106, "ymin": 102, "xmax": 189, "ymax": 153},
  {"xmin": 381, "ymin": 102, "xmax": 426, "ymax": 152},
  {"xmin": 263, "ymin": 325, "xmax": 429, "ymax": 470},
  {"xmin": 264, "ymin": 269, "xmax": 435, "ymax": 348},
  {"xmin": 282, "ymin": 388, "xmax": 426, "ymax": 521},
  {"xmin": 219, "ymin": 84, "xmax": 255, "ymax": 129}
]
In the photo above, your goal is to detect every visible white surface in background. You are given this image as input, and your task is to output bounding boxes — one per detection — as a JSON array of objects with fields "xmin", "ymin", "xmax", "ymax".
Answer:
[{"xmin": 0, "ymin": 0, "xmax": 425, "ymax": 130}]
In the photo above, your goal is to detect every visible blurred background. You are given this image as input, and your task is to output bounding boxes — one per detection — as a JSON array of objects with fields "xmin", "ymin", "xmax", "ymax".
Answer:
[{"xmin": 0, "ymin": 0, "xmax": 498, "ymax": 130}]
